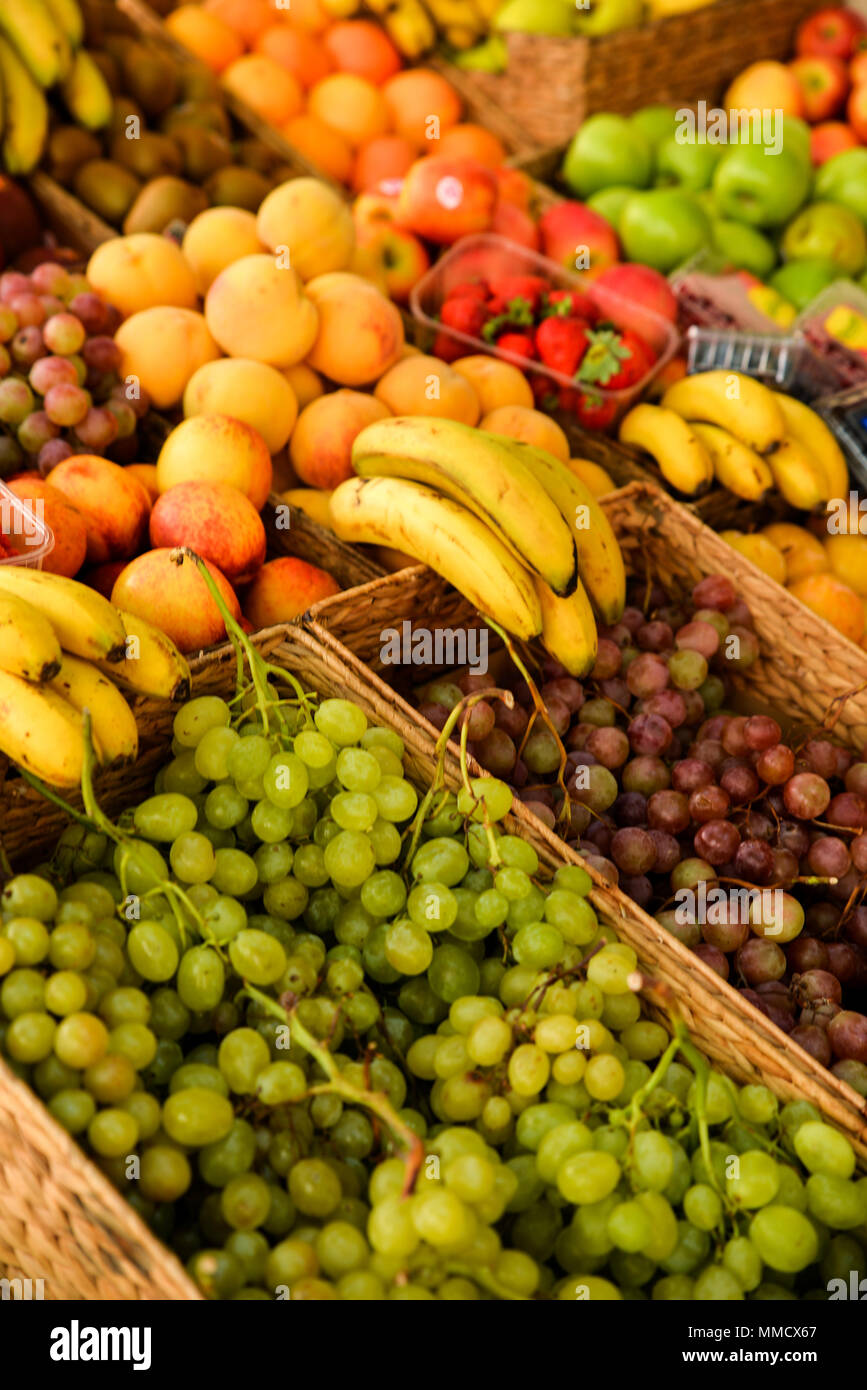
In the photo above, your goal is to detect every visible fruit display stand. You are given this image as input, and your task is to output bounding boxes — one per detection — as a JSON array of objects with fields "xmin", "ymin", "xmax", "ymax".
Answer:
[
  {"xmin": 0, "ymin": 619, "xmax": 865, "ymax": 1302},
  {"xmin": 440, "ymin": 0, "xmax": 827, "ymax": 149}
]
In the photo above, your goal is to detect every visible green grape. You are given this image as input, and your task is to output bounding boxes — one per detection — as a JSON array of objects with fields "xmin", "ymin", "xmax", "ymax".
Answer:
[
  {"xmin": 586, "ymin": 945, "xmax": 637, "ymax": 996},
  {"xmin": 683, "ymin": 1183, "xmax": 723, "ymax": 1232},
  {"xmin": 326, "ymin": 790, "xmax": 377, "ymax": 832},
  {"xmin": 361, "ymin": 726, "xmax": 403, "ymax": 758},
  {"xmin": 508, "ymin": 1043, "xmax": 550, "ymax": 1097},
  {"xmin": 294, "ymin": 730, "xmax": 335, "ymax": 769},
  {"xmin": 83, "ymin": 1053, "xmax": 136, "ymax": 1103},
  {"xmin": 428, "ymin": 943, "xmax": 480, "ymax": 1003},
  {"xmin": 2, "ymin": 874, "xmax": 58, "ymax": 922},
  {"xmin": 177, "ymin": 946, "xmax": 225, "ymax": 1011},
  {"xmin": 170, "ymin": 1063, "xmax": 229, "ymax": 1097},
  {"xmin": 48, "ymin": 923, "xmax": 95, "ymax": 973},
  {"xmin": 749, "ymin": 1206, "xmax": 819, "ymax": 1271},
  {"xmin": 169, "ymin": 832, "xmax": 216, "ymax": 885},
  {"xmin": 187, "ymin": 1249, "xmax": 244, "ymax": 1301},
  {"xmin": 367, "ymin": 818, "xmax": 401, "ymax": 866},
  {"xmin": 204, "ymin": 785, "xmax": 249, "ymax": 831},
  {"xmin": 507, "ymin": 886, "xmax": 548, "ymax": 932},
  {"xmin": 585, "ymin": 1054, "xmax": 625, "ymax": 1102},
  {"xmin": 542, "ymin": 890, "xmax": 597, "ymax": 945},
  {"xmin": 553, "ymin": 864, "xmax": 592, "ymax": 897},
  {"xmin": 133, "ymin": 792, "xmax": 198, "ymax": 842},
  {"xmin": 513, "ymin": 923, "xmax": 564, "ymax": 969},
  {"xmin": 723, "ymin": 1236, "xmax": 763, "ymax": 1292},
  {"xmin": 775, "ymin": 1165, "xmax": 808, "ymax": 1213},
  {"xmin": 363, "ymin": 923, "xmax": 401, "ymax": 985},
  {"xmin": 693, "ymin": 1265, "xmax": 744, "ymax": 1300},
  {"xmin": 607, "ymin": 1201, "xmax": 651, "ymax": 1254},
  {"xmin": 53, "ymin": 1012, "xmax": 108, "ymax": 1069},
  {"xmin": 194, "ymin": 726, "xmax": 240, "ymax": 781},
  {"xmin": 399, "ymin": 977, "xmax": 448, "ymax": 1026},
  {"xmin": 456, "ymin": 777, "xmax": 514, "ymax": 823},
  {"xmin": 3, "ymin": 917, "xmax": 49, "ymax": 965},
  {"xmin": 32, "ymin": 1055, "xmax": 79, "ymax": 1099},
  {"xmin": 174, "ymin": 696, "xmax": 231, "ymax": 748},
  {"xmin": 253, "ymin": 842, "xmax": 293, "ymax": 886},
  {"xmin": 48, "ymin": 1087, "xmax": 95, "ymax": 1134},
  {"xmin": 147, "ymin": 987, "xmax": 189, "ymax": 1041},
  {"xmin": 137, "ymin": 1143, "xmax": 189, "ymax": 1203},
  {"xmin": 289, "ymin": 1158, "xmax": 342, "ymax": 1217},
  {"xmin": 315, "ymin": 699, "xmax": 367, "ymax": 747},
  {"xmin": 793, "ymin": 1122, "xmax": 856, "ymax": 1180},
  {"xmin": 198, "ymin": 1119, "xmax": 257, "ymax": 1188},
  {"xmin": 221, "ymin": 1173, "xmax": 271, "ymax": 1231},
  {"xmin": 108, "ymin": 1022, "xmax": 156, "ymax": 1071},
  {"xmin": 6, "ymin": 1011, "xmax": 56, "ymax": 1063},
  {"xmin": 225, "ymin": 1229, "xmax": 269, "ymax": 1284},
  {"xmin": 633, "ymin": 1131, "xmax": 674, "ymax": 1193},
  {"xmin": 43, "ymin": 970, "xmax": 88, "ymax": 1017},
  {"xmin": 120, "ymin": 1090, "xmax": 161, "ymax": 1141},
  {"xmin": 87, "ymin": 1106, "xmax": 138, "ymax": 1158},
  {"xmin": 263, "ymin": 753, "xmax": 310, "ymax": 809},
  {"xmin": 737, "ymin": 1084, "xmax": 778, "ymax": 1126},
  {"xmin": 324, "ymin": 831, "xmax": 376, "ymax": 889},
  {"xmin": 292, "ymin": 844, "xmax": 328, "ymax": 888},
  {"xmin": 361, "ymin": 871, "xmax": 406, "ymax": 919},
  {"xmin": 163, "ymin": 1087, "xmax": 234, "ymax": 1146},
  {"xmin": 493, "ymin": 866, "xmax": 532, "ymax": 902},
  {"xmin": 263, "ymin": 878, "xmax": 308, "ymax": 922},
  {"xmin": 372, "ymin": 776, "xmax": 417, "ymax": 824},
  {"xmin": 384, "ymin": 919, "xmax": 433, "ymax": 975},
  {"xmin": 805, "ymin": 1174, "xmax": 867, "ymax": 1230},
  {"xmin": 726, "ymin": 1151, "xmax": 781, "ymax": 1209},
  {"xmin": 126, "ymin": 921, "xmax": 179, "ymax": 983},
  {"xmin": 162, "ymin": 751, "xmax": 207, "ymax": 796},
  {"xmin": 211, "ymin": 848, "xmax": 258, "ymax": 897},
  {"xmin": 250, "ymin": 800, "xmax": 294, "ymax": 844},
  {"xmin": 515, "ymin": 1103, "xmax": 575, "ymax": 1152},
  {"xmin": 228, "ymin": 734, "xmax": 273, "ymax": 784},
  {"xmin": 228, "ymin": 930, "xmax": 286, "ymax": 985},
  {"xmin": 332, "ymin": 1110, "xmax": 374, "ymax": 1159},
  {"xmin": 335, "ymin": 747, "xmax": 382, "ymax": 793},
  {"xmin": 449, "ymin": 995, "xmax": 501, "ymax": 1033},
  {"xmin": 141, "ymin": 1038, "xmax": 183, "ymax": 1088}
]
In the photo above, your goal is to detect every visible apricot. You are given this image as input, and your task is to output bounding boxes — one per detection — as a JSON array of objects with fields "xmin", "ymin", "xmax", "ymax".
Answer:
[
  {"xmin": 182, "ymin": 206, "xmax": 264, "ymax": 296},
  {"xmin": 308, "ymin": 74, "xmax": 389, "ymax": 149},
  {"xmin": 242, "ymin": 556, "xmax": 339, "ymax": 628},
  {"xmin": 788, "ymin": 573, "xmax": 866, "ymax": 644},
  {"xmin": 4, "ymin": 476, "xmax": 87, "ymax": 578},
  {"xmin": 290, "ymin": 390, "xmax": 389, "ymax": 489},
  {"xmin": 451, "ymin": 355, "xmax": 533, "ymax": 413},
  {"xmin": 823, "ymin": 533, "xmax": 867, "ymax": 597},
  {"xmin": 434, "ymin": 123, "xmax": 505, "ymax": 168},
  {"xmin": 720, "ymin": 531, "xmax": 787, "ymax": 586},
  {"xmin": 282, "ymin": 488, "xmax": 334, "ymax": 529},
  {"xmin": 86, "ymin": 234, "xmax": 198, "ymax": 319},
  {"xmin": 479, "ymin": 405, "xmax": 570, "ymax": 462},
  {"xmin": 305, "ymin": 271, "xmax": 403, "ymax": 386},
  {"xmin": 381, "ymin": 69, "xmax": 461, "ymax": 149},
  {"xmin": 183, "ymin": 357, "xmax": 298, "ymax": 454},
  {"xmin": 165, "ymin": 4, "xmax": 243, "ymax": 72},
  {"xmin": 566, "ymin": 458, "xmax": 615, "ymax": 497},
  {"xmin": 205, "ymin": 0, "xmax": 278, "ymax": 45},
  {"xmin": 254, "ymin": 25, "xmax": 333, "ymax": 87},
  {"xmin": 283, "ymin": 361, "xmax": 324, "ymax": 409},
  {"xmin": 760, "ymin": 522, "xmax": 830, "ymax": 584},
  {"xmin": 256, "ymin": 178, "xmax": 355, "ymax": 282},
  {"xmin": 222, "ymin": 55, "xmax": 303, "ymax": 127},
  {"xmin": 282, "ymin": 115, "xmax": 353, "ymax": 184},
  {"xmin": 150, "ymin": 480, "xmax": 266, "ymax": 583},
  {"xmin": 114, "ymin": 306, "xmax": 221, "ymax": 409},
  {"xmin": 157, "ymin": 414, "xmax": 273, "ymax": 510},
  {"xmin": 205, "ymin": 253, "xmax": 318, "ymax": 366},
  {"xmin": 374, "ymin": 354, "xmax": 479, "ymax": 425},
  {"xmin": 112, "ymin": 549, "xmax": 241, "ymax": 653},
  {"xmin": 322, "ymin": 20, "xmax": 401, "ymax": 84},
  {"xmin": 47, "ymin": 456, "xmax": 150, "ymax": 565},
  {"xmin": 283, "ymin": 0, "xmax": 330, "ymax": 34}
]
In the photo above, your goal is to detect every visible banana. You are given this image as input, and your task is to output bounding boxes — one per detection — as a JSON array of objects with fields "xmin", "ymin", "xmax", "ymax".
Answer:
[
  {"xmin": 44, "ymin": 0, "xmax": 84, "ymax": 48},
  {"xmin": 443, "ymin": 22, "xmax": 483, "ymax": 47},
  {"xmin": 0, "ymin": 36, "xmax": 49, "ymax": 176},
  {"xmin": 619, "ymin": 403, "xmax": 714, "ymax": 496},
  {"xmin": 49, "ymin": 653, "xmax": 138, "ymax": 766},
  {"xmin": 766, "ymin": 434, "xmax": 830, "ymax": 512},
  {"xmin": 0, "ymin": 668, "xmax": 84, "ymax": 788},
  {"xmin": 353, "ymin": 416, "xmax": 578, "ymax": 596},
  {"xmin": 60, "ymin": 47, "xmax": 113, "ymax": 131},
  {"xmin": 92, "ymin": 608, "xmax": 191, "ymax": 701},
  {"xmin": 534, "ymin": 575, "xmax": 597, "ymax": 678},
  {"xmin": 690, "ymin": 422, "xmax": 774, "ymax": 501},
  {"xmin": 379, "ymin": 1, "xmax": 437, "ymax": 57},
  {"xmin": 503, "ymin": 441, "xmax": 626, "ymax": 625},
  {"xmin": 0, "ymin": 590, "xmax": 61, "ymax": 683},
  {"xmin": 330, "ymin": 475, "xmax": 543, "ymax": 640},
  {"xmin": 0, "ymin": 0, "xmax": 70, "ymax": 86},
  {"xmin": 775, "ymin": 393, "xmax": 849, "ymax": 502},
  {"xmin": 661, "ymin": 371, "xmax": 786, "ymax": 454},
  {"xmin": 0, "ymin": 568, "xmax": 126, "ymax": 664}
]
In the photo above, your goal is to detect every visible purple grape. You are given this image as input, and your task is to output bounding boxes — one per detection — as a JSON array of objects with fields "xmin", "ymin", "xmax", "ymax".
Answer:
[
  {"xmin": 733, "ymin": 838, "xmax": 775, "ymax": 885},
  {"xmin": 694, "ymin": 819, "xmax": 739, "ymax": 866},
  {"xmin": 737, "ymin": 937, "xmax": 786, "ymax": 984},
  {"xmin": 648, "ymin": 829, "xmax": 680, "ymax": 874},
  {"xmin": 622, "ymin": 756, "xmax": 670, "ymax": 795},
  {"xmin": 586, "ymin": 726, "xmax": 630, "ymax": 770},
  {"xmin": 694, "ymin": 943, "xmax": 729, "ymax": 980},
  {"xmin": 628, "ymin": 712, "xmax": 672, "ymax": 756},
  {"xmin": 647, "ymin": 789, "xmax": 690, "ymax": 834}
]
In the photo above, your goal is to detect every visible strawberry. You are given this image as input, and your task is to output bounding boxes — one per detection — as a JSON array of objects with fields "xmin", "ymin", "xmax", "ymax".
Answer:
[
  {"xmin": 448, "ymin": 281, "xmax": 489, "ymax": 302},
  {"xmin": 482, "ymin": 295, "xmax": 534, "ymax": 343},
  {"xmin": 440, "ymin": 295, "xmax": 488, "ymax": 339},
  {"xmin": 433, "ymin": 330, "xmax": 465, "ymax": 363},
  {"xmin": 487, "ymin": 273, "xmax": 548, "ymax": 310},
  {"xmin": 558, "ymin": 387, "xmax": 579, "ymax": 412},
  {"xmin": 496, "ymin": 332, "xmax": 536, "ymax": 361},
  {"xmin": 544, "ymin": 288, "xmax": 598, "ymax": 322},
  {"xmin": 599, "ymin": 330, "xmax": 654, "ymax": 391},
  {"xmin": 535, "ymin": 316, "xmax": 589, "ymax": 378},
  {"xmin": 577, "ymin": 328, "xmax": 651, "ymax": 390},
  {"xmin": 574, "ymin": 391, "xmax": 617, "ymax": 431}
]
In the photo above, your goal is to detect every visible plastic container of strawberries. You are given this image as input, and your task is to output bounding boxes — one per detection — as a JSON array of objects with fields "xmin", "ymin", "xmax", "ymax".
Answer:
[
  {"xmin": 669, "ymin": 250, "xmax": 791, "ymax": 335},
  {"xmin": 410, "ymin": 234, "xmax": 681, "ymax": 429},
  {"xmin": 794, "ymin": 282, "xmax": 867, "ymax": 394},
  {"xmin": 0, "ymin": 479, "xmax": 54, "ymax": 569}
]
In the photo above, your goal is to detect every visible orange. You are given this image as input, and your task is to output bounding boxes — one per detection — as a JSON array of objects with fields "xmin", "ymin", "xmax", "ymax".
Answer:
[
  {"xmin": 322, "ymin": 20, "xmax": 402, "ymax": 85},
  {"xmin": 308, "ymin": 73, "xmax": 389, "ymax": 149},
  {"xmin": 760, "ymin": 522, "xmax": 829, "ymax": 585},
  {"xmin": 823, "ymin": 533, "xmax": 867, "ymax": 597},
  {"xmin": 381, "ymin": 68, "xmax": 462, "ymax": 149},
  {"xmin": 283, "ymin": 113, "xmax": 353, "ymax": 183},
  {"xmin": 352, "ymin": 133, "xmax": 415, "ymax": 192},
  {"xmin": 165, "ymin": 5, "xmax": 244, "ymax": 72},
  {"xmin": 254, "ymin": 25, "xmax": 333, "ymax": 87},
  {"xmin": 203, "ymin": 0, "xmax": 274, "ymax": 44},
  {"xmin": 222, "ymin": 54, "xmax": 303, "ymax": 126},
  {"xmin": 434, "ymin": 122, "xmax": 506, "ymax": 167},
  {"xmin": 788, "ymin": 573, "xmax": 865, "ymax": 644},
  {"xmin": 276, "ymin": 0, "xmax": 330, "ymax": 34}
]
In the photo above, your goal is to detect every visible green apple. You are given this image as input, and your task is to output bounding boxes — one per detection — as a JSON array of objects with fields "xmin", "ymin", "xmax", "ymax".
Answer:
[
  {"xmin": 694, "ymin": 188, "xmax": 718, "ymax": 218},
  {"xmin": 494, "ymin": 0, "xmax": 574, "ymax": 34},
  {"xmin": 655, "ymin": 135, "xmax": 723, "ymax": 191},
  {"xmin": 815, "ymin": 149, "xmax": 867, "ymax": 225},
  {"xmin": 561, "ymin": 114, "xmax": 653, "ymax": 198},
  {"xmin": 586, "ymin": 185, "xmax": 636, "ymax": 232},
  {"xmin": 737, "ymin": 113, "xmax": 812, "ymax": 168},
  {"xmin": 573, "ymin": 0, "xmax": 644, "ymax": 35},
  {"xmin": 630, "ymin": 105, "xmax": 679, "ymax": 150},
  {"xmin": 712, "ymin": 145, "xmax": 811, "ymax": 228},
  {"xmin": 770, "ymin": 258, "xmax": 842, "ymax": 311},
  {"xmin": 780, "ymin": 201, "xmax": 867, "ymax": 276},
  {"xmin": 619, "ymin": 189, "xmax": 712, "ymax": 272},
  {"xmin": 710, "ymin": 219, "xmax": 777, "ymax": 278}
]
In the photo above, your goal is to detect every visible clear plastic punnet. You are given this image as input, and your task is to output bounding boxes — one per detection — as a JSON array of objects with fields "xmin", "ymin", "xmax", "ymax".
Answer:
[{"xmin": 0, "ymin": 478, "xmax": 54, "ymax": 569}]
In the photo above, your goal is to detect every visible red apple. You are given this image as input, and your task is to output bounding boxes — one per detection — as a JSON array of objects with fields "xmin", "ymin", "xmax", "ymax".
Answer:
[
  {"xmin": 592, "ymin": 262, "xmax": 678, "ymax": 353},
  {"xmin": 395, "ymin": 156, "xmax": 498, "ymax": 246},
  {"xmin": 789, "ymin": 56, "xmax": 850, "ymax": 121},
  {"xmin": 490, "ymin": 199, "xmax": 541, "ymax": 251},
  {"xmin": 356, "ymin": 222, "xmax": 430, "ymax": 303},
  {"xmin": 538, "ymin": 201, "xmax": 620, "ymax": 275},
  {"xmin": 810, "ymin": 119, "xmax": 860, "ymax": 163},
  {"xmin": 352, "ymin": 187, "xmax": 401, "ymax": 234},
  {"xmin": 494, "ymin": 166, "xmax": 535, "ymax": 212},
  {"xmin": 796, "ymin": 7, "xmax": 866, "ymax": 60},
  {"xmin": 848, "ymin": 83, "xmax": 867, "ymax": 140},
  {"xmin": 851, "ymin": 50, "xmax": 867, "ymax": 85}
]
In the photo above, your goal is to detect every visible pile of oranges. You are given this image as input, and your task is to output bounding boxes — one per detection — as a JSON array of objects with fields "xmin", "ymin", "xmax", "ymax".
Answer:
[{"xmin": 164, "ymin": 0, "xmax": 505, "ymax": 191}]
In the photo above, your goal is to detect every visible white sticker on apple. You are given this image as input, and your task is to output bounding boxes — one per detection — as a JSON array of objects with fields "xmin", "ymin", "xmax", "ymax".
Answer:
[{"xmin": 436, "ymin": 176, "xmax": 464, "ymax": 210}]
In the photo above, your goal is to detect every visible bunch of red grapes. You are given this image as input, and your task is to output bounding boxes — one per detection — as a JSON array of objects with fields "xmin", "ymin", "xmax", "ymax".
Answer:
[
  {"xmin": 0, "ymin": 263, "xmax": 150, "ymax": 478},
  {"xmin": 414, "ymin": 573, "xmax": 867, "ymax": 1091}
]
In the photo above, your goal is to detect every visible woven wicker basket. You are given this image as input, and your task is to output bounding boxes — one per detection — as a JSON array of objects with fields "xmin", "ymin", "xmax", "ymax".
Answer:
[{"xmin": 441, "ymin": 0, "xmax": 826, "ymax": 148}]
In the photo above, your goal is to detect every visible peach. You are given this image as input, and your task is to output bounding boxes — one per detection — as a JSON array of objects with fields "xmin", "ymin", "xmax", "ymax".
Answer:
[
  {"xmin": 724, "ymin": 61, "xmax": 806, "ymax": 118},
  {"xmin": 451, "ymin": 354, "xmax": 533, "ymax": 413},
  {"xmin": 149, "ymin": 480, "xmax": 266, "ymax": 583},
  {"xmin": 381, "ymin": 69, "xmax": 462, "ymax": 149},
  {"xmin": 124, "ymin": 464, "xmax": 160, "ymax": 504},
  {"xmin": 205, "ymin": 253, "xmax": 318, "ymax": 366},
  {"xmin": 183, "ymin": 357, "xmax": 298, "ymax": 454},
  {"xmin": 305, "ymin": 271, "xmax": 404, "ymax": 385},
  {"xmin": 256, "ymin": 178, "xmax": 355, "ymax": 282},
  {"xmin": 204, "ymin": 0, "xmax": 274, "ymax": 44},
  {"xmin": 182, "ymin": 206, "xmax": 264, "ymax": 296},
  {"xmin": 308, "ymin": 74, "xmax": 389, "ymax": 149},
  {"xmin": 323, "ymin": 20, "xmax": 401, "ymax": 84},
  {"xmin": 86, "ymin": 234, "xmax": 198, "ymax": 319},
  {"xmin": 282, "ymin": 115, "xmax": 353, "ymax": 184},
  {"xmin": 114, "ymin": 306, "xmax": 221, "ymax": 409},
  {"xmin": 283, "ymin": 361, "xmax": 324, "ymax": 409},
  {"xmin": 283, "ymin": 0, "xmax": 330, "ymax": 34},
  {"xmin": 157, "ymin": 414, "xmax": 273, "ymax": 510},
  {"xmin": 289, "ymin": 389, "xmax": 390, "ymax": 488},
  {"xmin": 373, "ymin": 354, "xmax": 480, "ymax": 424},
  {"xmin": 434, "ymin": 123, "xmax": 506, "ymax": 168},
  {"xmin": 165, "ymin": 4, "xmax": 244, "ymax": 72},
  {"xmin": 47, "ymin": 456, "xmax": 150, "ymax": 565},
  {"xmin": 221, "ymin": 55, "xmax": 303, "ymax": 127},
  {"xmin": 242, "ymin": 556, "xmax": 339, "ymax": 628},
  {"xmin": 112, "ymin": 549, "xmax": 241, "ymax": 653},
  {"xmin": 479, "ymin": 406, "xmax": 570, "ymax": 462},
  {"xmin": 254, "ymin": 25, "xmax": 333, "ymax": 87},
  {"xmin": 789, "ymin": 572, "xmax": 865, "ymax": 643},
  {"xmin": 4, "ymin": 476, "xmax": 87, "ymax": 578}
]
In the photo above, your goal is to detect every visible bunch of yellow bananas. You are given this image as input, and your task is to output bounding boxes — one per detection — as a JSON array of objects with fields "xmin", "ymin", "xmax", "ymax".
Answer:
[
  {"xmin": 618, "ymin": 371, "xmax": 849, "ymax": 511},
  {"xmin": 329, "ymin": 416, "xmax": 626, "ymax": 676},
  {"xmin": 322, "ymin": 0, "xmax": 500, "ymax": 57},
  {"xmin": 0, "ymin": 565, "xmax": 189, "ymax": 789},
  {"xmin": 0, "ymin": 0, "xmax": 112, "ymax": 175}
]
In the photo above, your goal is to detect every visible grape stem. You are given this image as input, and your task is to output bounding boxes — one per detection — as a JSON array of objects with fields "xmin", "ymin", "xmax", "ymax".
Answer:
[{"xmin": 246, "ymin": 985, "xmax": 424, "ymax": 1196}]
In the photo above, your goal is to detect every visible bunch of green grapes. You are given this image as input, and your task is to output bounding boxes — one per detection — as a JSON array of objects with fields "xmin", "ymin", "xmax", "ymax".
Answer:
[{"xmin": 1, "ymin": 684, "xmax": 866, "ymax": 1301}]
